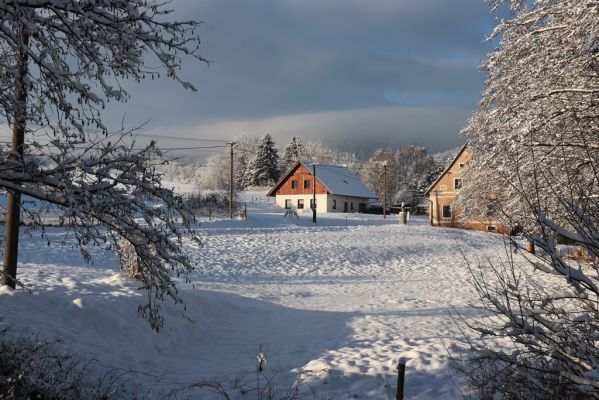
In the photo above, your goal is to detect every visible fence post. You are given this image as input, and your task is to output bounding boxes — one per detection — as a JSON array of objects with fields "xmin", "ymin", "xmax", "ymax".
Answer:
[{"xmin": 396, "ymin": 360, "xmax": 406, "ymax": 400}]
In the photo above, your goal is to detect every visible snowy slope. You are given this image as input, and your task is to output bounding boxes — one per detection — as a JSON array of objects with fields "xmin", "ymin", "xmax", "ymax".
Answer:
[{"xmin": 0, "ymin": 201, "xmax": 513, "ymax": 399}]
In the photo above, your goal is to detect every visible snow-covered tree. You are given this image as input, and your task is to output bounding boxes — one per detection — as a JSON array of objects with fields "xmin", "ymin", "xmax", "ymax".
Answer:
[
  {"xmin": 394, "ymin": 146, "xmax": 438, "ymax": 205},
  {"xmin": 234, "ymin": 151, "xmax": 248, "ymax": 191},
  {"xmin": 304, "ymin": 140, "xmax": 337, "ymax": 164},
  {"xmin": 455, "ymin": 1, "xmax": 599, "ymax": 397},
  {"xmin": 245, "ymin": 133, "xmax": 280, "ymax": 187},
  {"xmin": 302, "ymin": 140, "xmax": 359, "ymax": 170},
  {"xmin": 0, "ymin": 1, "xmax": 206, "ymax": 330},
  {"xmin": 231, "ymin": 134, "xmax": 257, "ymax": 190},
  {"xmin": 198, "ymin": 152, "xmax": 228, "ymax": 190},
  {"xmin": 280, "ymin": 136, "xmax": 307, "ymax": 173},
  {"xmin": 459, "ymin": 0, "xmax": 598, "ymax": 231},
  {"xmin": 360, "ymin": 146, "xmax": 438, "ymax": 207},
  {"xmin": 360, "ymin": 148, "xmax": 399, "ymax": 206}
]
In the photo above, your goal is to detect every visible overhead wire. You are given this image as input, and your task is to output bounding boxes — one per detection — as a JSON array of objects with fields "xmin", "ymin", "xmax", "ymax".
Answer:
[{"xmin": 135, "ymin": 133, "xmax": 228, "ymax": 143}]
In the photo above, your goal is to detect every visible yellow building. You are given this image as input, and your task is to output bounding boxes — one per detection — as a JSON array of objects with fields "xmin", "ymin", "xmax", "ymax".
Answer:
[{"xmin": 425, "ymin": 144, "xmax": 503, "ymax": 232}]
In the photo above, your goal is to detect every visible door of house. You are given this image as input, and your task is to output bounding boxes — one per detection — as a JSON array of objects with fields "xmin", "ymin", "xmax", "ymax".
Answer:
[
  {"xmin": 359, "ymin": 203, "xmax": 366, "ymax": 213},
  {"xmin": 344, "ymin": 201, "xmax": 348, "ymax": 212}
]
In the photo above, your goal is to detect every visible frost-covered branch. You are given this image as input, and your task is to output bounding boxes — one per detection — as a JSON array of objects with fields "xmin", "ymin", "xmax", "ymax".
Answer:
[
  {"xmin": 1, "ymin": 131, "xmax": 200, "ymax": 330},
  {"xmin": 0, "ymin": 1, "xmax": 207, "ymax": 329},
  {"xmin": 452, "ymin": 0, "xmax": 599, "ymax": 398}
]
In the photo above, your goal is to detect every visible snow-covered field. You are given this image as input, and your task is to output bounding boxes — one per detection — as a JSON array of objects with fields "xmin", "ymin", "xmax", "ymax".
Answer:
[{"xmin": 0, "ymin": 198, "xmax": 512, "ymax": 399}]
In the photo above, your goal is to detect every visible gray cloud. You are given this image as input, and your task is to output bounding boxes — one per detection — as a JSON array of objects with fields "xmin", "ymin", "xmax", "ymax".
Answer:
[
  {"xmin": 146, "ymin": 105, "xmax": 470, "ymax": 153},
  {"xmin": 102, "ymin": 0, "xmax": 495, "ymax": 152}
]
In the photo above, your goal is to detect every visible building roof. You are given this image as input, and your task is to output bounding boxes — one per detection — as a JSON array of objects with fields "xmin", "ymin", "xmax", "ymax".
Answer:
[
  {"xmin": 267, "ymin": 160, "xmax": 377, "ymax": 199},
  {"xmin": 424, "ymin": 143, "xmax": 470, "ymax": 197}
]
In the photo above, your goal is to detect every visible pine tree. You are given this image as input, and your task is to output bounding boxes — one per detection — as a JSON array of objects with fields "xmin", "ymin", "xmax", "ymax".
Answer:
[
  {"xmin": 234, "ymin": 152, "xmax": 248, "ymax": 190},
  {"xmin": 280, "ymin": 136, "xmax": 307, "ymax": 173},
  {"xmin": 245, "ymin": 133, "xmax": 280, "ymax": 186}
]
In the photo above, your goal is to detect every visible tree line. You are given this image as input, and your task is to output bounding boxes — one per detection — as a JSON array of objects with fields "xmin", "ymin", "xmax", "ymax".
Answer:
[{"xmin": 157, "ymin": 133, "xmax": 445, "ymax": 207}]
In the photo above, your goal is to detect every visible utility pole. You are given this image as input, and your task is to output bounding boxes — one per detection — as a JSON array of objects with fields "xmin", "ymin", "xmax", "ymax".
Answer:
[
  {"xmin": 312, "ymin": 163, "xmax": 317, "ymax": 223},
  {"xmin": 3, "ymin": 26, "xmax": 30, "ymax": 288},
  {"xmin": 383, "ymin": 163, "xmax": 388, "ymax": 219},
  {"xmin": 228, "ymin": 141, "xmax": 236, "ymax": 220}
]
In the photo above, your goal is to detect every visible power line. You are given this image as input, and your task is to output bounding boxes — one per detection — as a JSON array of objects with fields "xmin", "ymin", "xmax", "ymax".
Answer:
[
  {"xmin": 152, "ymin": 144, "xmax": 228, "ymax": 151},
  {"xmin": 135, "ymin": 133, "xmax": 228, "ymax": 143}
]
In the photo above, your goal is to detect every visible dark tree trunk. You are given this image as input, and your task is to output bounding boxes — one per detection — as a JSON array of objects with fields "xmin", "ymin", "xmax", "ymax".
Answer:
[{"xmin": 3, "ymin": 26, "xmax": 29, "ymax": 288}]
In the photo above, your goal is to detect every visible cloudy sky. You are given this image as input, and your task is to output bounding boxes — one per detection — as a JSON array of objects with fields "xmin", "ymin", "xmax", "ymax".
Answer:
[{"xmin": 107, "ymin": 0, "xmax": 497, "ymax": 153}]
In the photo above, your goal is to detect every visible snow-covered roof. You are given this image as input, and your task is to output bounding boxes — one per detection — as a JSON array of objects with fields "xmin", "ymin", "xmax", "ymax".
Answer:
[
  {"xmin": 268, "ymin": 160, "xmax": 377, "ymax": 199},
  {"xmin": 303, "ymin": 161, "xmax": 376, "ymax": 198}
]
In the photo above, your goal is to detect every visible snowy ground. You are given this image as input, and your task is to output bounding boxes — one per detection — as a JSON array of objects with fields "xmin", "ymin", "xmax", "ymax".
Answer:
[{"xmin": 0, "ymin": 197, "xmax": 513, "ymax": 399}]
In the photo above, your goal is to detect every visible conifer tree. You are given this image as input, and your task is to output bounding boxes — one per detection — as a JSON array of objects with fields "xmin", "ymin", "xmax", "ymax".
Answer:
[
  {"xmin": 234, "ymin": 152, "xmax": 248, "ymax": 190},
  {"xmin": 245, "ymin": 133, "xmax": 280, "ymax": 186},
  {"xmin": 280, "ymin": 136, "xmax": 307, "ymax": 173}
]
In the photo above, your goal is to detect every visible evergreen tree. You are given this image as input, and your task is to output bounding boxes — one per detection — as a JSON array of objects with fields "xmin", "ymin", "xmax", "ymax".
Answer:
[
  {"xmin": 245, "ymin": 133, "xmax": 280, "ymax": 186},
  {"xmin": 234, "ymin": 151, "xmax": 248, "ymax": 190},
  {"xmin": 280, "ymin": 136, "xmax": 307, "ymax": 172}
]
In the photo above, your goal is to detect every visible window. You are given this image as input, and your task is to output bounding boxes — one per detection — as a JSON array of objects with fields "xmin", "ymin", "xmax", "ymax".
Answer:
[
  {"xmin": 454, "ymin": 178, "xmax": 463, "ymax": 189},
  {"xmin": 310, "ymin": 199, "xmax": 317, "ymax": 209},
  {"xmin": 304, "ymin": 180, "xmax": 311, "ymax": 189},
  {"xmin": 333, "ymin": 199, "xmax": 337, "ymax": 210},
  {"xmin": 442, "ymin": 205, "xmax": 452, "ymax": 219},
  {"xmin": 459, "ymin": 163, "xmax": 465, "ymax": 168},
  {"xmin": 291, "ymin": 180, "xmax": 297, "ymax": 189},
  {"xmin": 350, "ymin": 202, "xmax": 354, "ymax": 211},
  {"xmin": 297, "ymin": 199, "xmax": 304, "ymax": 209},
  {"xmin": 285, "ymin": 199, "xmax": 292, "ymax": 209}
]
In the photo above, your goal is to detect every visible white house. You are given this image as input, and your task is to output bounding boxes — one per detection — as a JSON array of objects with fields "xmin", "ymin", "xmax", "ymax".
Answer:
[{"xmin": 267, "ymin": 160, "xmax": 377, "ymax": 213}]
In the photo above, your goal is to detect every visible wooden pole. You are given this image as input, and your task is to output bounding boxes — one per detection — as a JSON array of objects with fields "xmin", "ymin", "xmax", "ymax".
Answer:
[
  {"xmin": 312, "ymin": 164, "xmax": 317, "ymax": 223},
  {"xmin": 228, "ymin": 142, "xmax": 235, "ymax": 220},
  {"xmin": 3, "ymin": 26, "xmax": 29, "ymax": 288},
  {"xmin": 396, "ymin": 360, "xmax": 406, "ymax": 400},
  {"xmin": 312, "ymin": 163, "xmax": 317, "ymax": 223},
  {"xmin": 383, "ymin": 163, "xmax": 387, "ymax": 219}
]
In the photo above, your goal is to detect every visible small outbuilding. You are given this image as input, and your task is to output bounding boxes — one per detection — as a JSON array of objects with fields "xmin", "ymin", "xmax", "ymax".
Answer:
[{"xmin": 267, "ymin": 160, "xmax": 377, "ymax": 213}]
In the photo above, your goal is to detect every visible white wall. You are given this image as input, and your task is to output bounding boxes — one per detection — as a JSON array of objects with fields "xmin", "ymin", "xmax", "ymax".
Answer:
[
  {"xmin": 327, "ymin": 195, "xmax": 369, "ymax": 213},
  {"xmin": 275, "ymin": 194, "xmax": 329, "ymax": 213},
  {"xmin": 275, "ymin": 194, "xmax": 370, "ymax": 213}
]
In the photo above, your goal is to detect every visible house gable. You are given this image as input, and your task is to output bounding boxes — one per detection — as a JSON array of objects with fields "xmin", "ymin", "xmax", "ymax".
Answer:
[
  {"xmin": 267, "ymin": 162, "xmax": 330, "ymax": 197},
  {"xmin": 268, "ymin": 161, "xmax": 377, "ymax": 199},
  {"xmin": 425, "ymin": 144, "xmax": 471, "ymax": 196}
]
